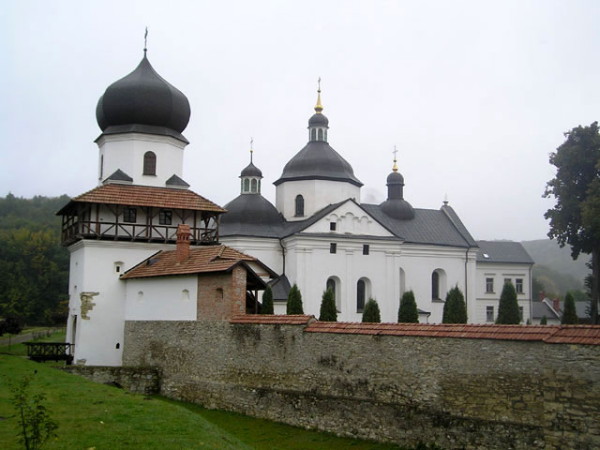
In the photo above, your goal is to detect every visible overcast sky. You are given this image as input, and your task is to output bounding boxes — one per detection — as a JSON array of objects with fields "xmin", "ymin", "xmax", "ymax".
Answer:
[{"xmin": 2, "ymin": 0, "xmax": 599, "ymax": 242}]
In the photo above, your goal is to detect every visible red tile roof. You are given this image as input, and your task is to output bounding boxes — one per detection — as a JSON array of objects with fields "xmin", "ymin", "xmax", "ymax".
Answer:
[
  {"xmin": 227, "ymin": 317, "xmax": 600, "ymax": 345},
  {"xmin": 121, "ymin": 245, "xmax": 258, "ymax": 279},
  {"xmin": 62, "ymin": 184, "xmax": 225, "ymax": 213},
  {"xmin": 230, "ymin": 315, "xmax": 315, "ymax": 325}
]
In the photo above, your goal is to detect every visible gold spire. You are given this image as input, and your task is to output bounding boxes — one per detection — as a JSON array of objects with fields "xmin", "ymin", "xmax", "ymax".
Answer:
[
  {"xmin": 314, "ymin": 77, "xmax": 323, "ymax": 114},
  {"xmin": 392, "ymin": 146, "xmax": 399, "ymax": 172}
]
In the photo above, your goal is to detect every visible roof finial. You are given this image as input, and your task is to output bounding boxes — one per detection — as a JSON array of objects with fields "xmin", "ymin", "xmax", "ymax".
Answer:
[
  {"xmin": 392, "ymin": 145, "xmax": 399, "ymax": 172},
  {"xmin": 250, "ymin": 137, "xmax": 254, "ymax": 163},
  {"xmin": 144, "ymin": 27, "xmax": 148, "ymax": 56},
  {"xmin": 315, "ymin": 77, "xmax": 323, "ymax": 114}
]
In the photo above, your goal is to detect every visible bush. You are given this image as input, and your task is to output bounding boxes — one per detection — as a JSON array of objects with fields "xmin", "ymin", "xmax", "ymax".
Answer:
[
  {"xmin": 286, "ymin": 284, "xmax": 304, "ymax": 315},
  {"xmin": 398, "ymin": 290, "xmax": 418, "ymax": 323},
  {"xmin": 540, "ymin": 315, "xmax": 548, "ymax": 325},
  {"xmin": 442, "ymin": 286, "xmax": 467, "ymax": 324},
  {"xmin": 319, "ymin": 289, "xmax": 337, "ymax": 321},
  {"xmin": 562, "ymin": 292, "xmax": 578, "ymax": 324},
  {"xmin": 362, "ymin": 298, "xmax": 381, "ymax": 323},
  {"xmin": 261, "ymin": 286, "xmax": 274, "ymax": 314},
  {"xmin": 496, "ymin": 281, "xmax": 520, "ymax": 324}
]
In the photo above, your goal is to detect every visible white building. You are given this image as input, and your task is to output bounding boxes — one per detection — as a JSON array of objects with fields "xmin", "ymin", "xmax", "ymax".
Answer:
[{"xmin": 60, "ymin": 50, "xmax": 534, "ymax": 366}]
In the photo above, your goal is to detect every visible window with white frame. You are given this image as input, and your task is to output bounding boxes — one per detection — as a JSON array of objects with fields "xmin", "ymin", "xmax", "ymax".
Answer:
[
  {"xmin": 486, "ymin": 306, "xmax": 494, "ymax": 322},
  {"xmin": 516, "ymin": 278, "xmax": 524, "ymax": 294},
  {"xmin": 485, "ymin": 277, "xmax": 494, "ymax": 293}
]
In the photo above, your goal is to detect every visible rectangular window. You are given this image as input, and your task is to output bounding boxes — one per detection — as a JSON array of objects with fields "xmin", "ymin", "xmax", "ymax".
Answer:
[
  {"xmin": 504, "ymin": 278, "xmax": 511, "ymax": 285},
  {"xmin": 123, "ymin": 207, "xmax": 137, "ymax": 223},
  {"xmin": 485, "ymin": 278, "xmax": 494, "ymax": 293},
  {"xmin": 330, "ymin": 243, "xmax": 337, "ymax": 254},
  {"xmin": 159, "ymin": 209, "xmax": 172, "ymax": 225},
  {"xmin": 519, "ymin": 306, "xmax": 524, "ymax": 322},
  {"xmin": 486, "ymin": 306, "xmax": 494, "ymax": 323},
  {"xmin": 363, "ymin": 244, "xmax": 369, "ymax": 255},
  {"xmin": 516, "ymin": 278, "xmax": 524, "ymax": 294},
  {"xmin": 330, "ymin": 222, "xmax": 337, "ymax": 231}
]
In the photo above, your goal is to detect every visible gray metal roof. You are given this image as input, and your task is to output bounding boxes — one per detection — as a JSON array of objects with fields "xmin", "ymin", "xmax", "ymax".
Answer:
[
  {"xmin": 273, "ymin": 141, "xmax": 363, "ymax": 187},
  {"xmin": 166, "ymin": 174, "xmax": 190, "ymax": 188},
  {"xmin": 220, "ymin": 194, "xmax": 284, "ymax": 238},
  {"xmin": 104, "ymin": 169, "xmax": 133, "ymax": 183},
  {"xmin": 476, "ymin": 241, "xmax": 534, "ymax": 264}
]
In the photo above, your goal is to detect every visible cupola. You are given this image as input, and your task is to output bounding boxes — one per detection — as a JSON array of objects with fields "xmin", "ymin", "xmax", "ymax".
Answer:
[
  {"xmin": 240, "ymin": 140, "xmax": 263, "ymax": 194},
  {"xmin": 380, "ymin": 150, "xmax": 415, "ymax": 220},
  {"xmin": 307, "ymin": 78, "xmax": 329, "ymax": 142}
]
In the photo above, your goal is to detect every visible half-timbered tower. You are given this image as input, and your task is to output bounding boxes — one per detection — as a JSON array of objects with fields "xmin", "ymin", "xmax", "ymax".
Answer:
[{"xmin": 59, "ymin": 50, "xmax": 226, "ymax": 366}]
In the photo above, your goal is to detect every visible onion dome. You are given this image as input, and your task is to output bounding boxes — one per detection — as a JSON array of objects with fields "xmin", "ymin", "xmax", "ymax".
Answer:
[
  {"xmin": 380, "ymin": 152, "xmax": 415, "ymax": 220},
  {"xmin": 96, "ymin": 53, "xmax": 191, "ymax": 141},
  {"xmin": 274, "ymin": 83, "xmax": 362, "ymax": 187},
  {"xmin": 221, "ymin": 194, "xmax": 283, "ymax": 227},
  {"xmin": 241, "ymin": 161, "xmax": 262, "ymax": 178}
]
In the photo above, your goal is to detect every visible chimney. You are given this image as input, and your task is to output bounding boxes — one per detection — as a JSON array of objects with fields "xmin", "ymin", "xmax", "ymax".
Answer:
[
  {"xmin": 538, "ymin": 291, "xmax": 545, "ymax": 302},
  {"xmin": 552, "ymin": 298, "xmax": 560, "ymax": 313},
  {"xmin": 176, "ymin": 224, "xmax": 191, "ymax": 262}
]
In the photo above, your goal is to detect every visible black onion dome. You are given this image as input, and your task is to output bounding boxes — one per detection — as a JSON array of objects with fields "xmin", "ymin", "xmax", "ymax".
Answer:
[
  {"xmin": 96, "ymin": 55, "xmax": 191, "ymax": 136},
  {"xmin": 380, "ymin": 199, "xmax": 415, "ymax": 220},
  {"xmin": 274, "ymin": 141, "xmax": 362, "ymax": 187},
  {"xmin": 240, "ymin": 162, "xmax": 263, "ymax": 178},
  {"xmin": 308, "ymin": 113, "xmax": 329, "ymax": 127},
  {"xmin": 221, "ymin": 194, "xmax": 283, "ymax": 226},
  {"xmin": 387, "ymin": 170, "xmax": 404, "ymax": 185}
]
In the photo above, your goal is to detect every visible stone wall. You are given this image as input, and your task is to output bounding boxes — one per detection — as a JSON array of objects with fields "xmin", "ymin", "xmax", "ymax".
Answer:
[
  {"xmin": 122, "ymin": 319, "xmax": 600, "ymax": 449},
  {"xmin": 64, "ymin": 365, "xmax": 160, "ymax": 395}
]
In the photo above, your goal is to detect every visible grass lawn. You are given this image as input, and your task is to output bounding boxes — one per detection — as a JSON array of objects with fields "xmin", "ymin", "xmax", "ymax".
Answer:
[{"xmin": 0, "ymin": 332, "xmax": 408, "ymax": 449}]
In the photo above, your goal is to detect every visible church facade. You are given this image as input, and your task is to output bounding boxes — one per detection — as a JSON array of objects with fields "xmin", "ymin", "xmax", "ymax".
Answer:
[{"xmin": 60, "ymin": 50, "xmax": 534, "ymax": 366}]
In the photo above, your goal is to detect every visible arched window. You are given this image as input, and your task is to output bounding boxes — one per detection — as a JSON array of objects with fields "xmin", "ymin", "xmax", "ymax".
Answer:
[
  {"xmin": 357, "ymin": 279, "xmax": 366, "ymax": 312},
  {"xmin": 295, "ymin": 195, "xmax": 304, "ymax": 216},
  {"xmin": 431, "ymin": 269, "xmax": 446, "ymax": 300},
  {"xmin": 243, "ymin": 178, "xmax": 250, "ymax": 193},
  {"xmin": 318, "ymin": 129, "xmax": 323, "ymax": 141},
  {"xmin": 431, "ymin": 272, "xmax": 439, "ymax": 300},
  {"xmin": 327, "ymin": 277, "xmax": 341, "ymax": 312},
  {"xmin": 100, "ymin": 155, "xmax": 104, "ymax": 179},
  {"xmin": 143, "ymin": 151, "xmax": 157, "ymax": 175},
  {"xmin": 251, "ymin": 179, "xmax": 258, "ymax": 193}
]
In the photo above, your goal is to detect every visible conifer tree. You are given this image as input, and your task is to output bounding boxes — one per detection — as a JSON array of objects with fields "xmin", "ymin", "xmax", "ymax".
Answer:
[
  {"xmin": 442, "ymin": 286, "xmax": 467, "ymax": 324},
  {"xmin": 397, "ymin": 290, "xmax": 418, "ymax": 323},
  {"xmin": 286, "ymin": 284, "xmax": 304, "ymax": 315},
  {"xmin": 319, "ymin": 288, "xmax": 337, "ymax": 321},
  {"xmin": 562, "ymin": 292, "xmax": 579, "ymax": 324},
  {"xmin": 496, "ymin": 281, "xmax": 520, "ymax": 324},
  {"xmin": 261, "ymin": 286, "xmax": 274, "ymax": 314},
  {"xmin": 540, "ymin": 315, "xmax": 548, "ymax": 325},
  {"xmin": 362, "ymin": 298, "xmax": 381, "ymax": 323}
]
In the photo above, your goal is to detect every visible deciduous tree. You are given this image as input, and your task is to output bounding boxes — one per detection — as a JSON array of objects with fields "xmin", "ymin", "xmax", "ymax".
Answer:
[{"xmin": 544, "ymin": 122, "xmax": 600, "ymax": 323}]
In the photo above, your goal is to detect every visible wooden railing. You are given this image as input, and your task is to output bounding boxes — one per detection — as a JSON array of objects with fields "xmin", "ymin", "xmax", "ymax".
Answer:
[{"xmin": 24, "ymin": 342, "xmax": 74, "ymax": 365}]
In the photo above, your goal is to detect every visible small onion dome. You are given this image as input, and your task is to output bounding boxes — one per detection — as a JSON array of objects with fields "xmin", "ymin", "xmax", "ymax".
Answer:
[
  {"xmin": 386, "ymin": 170, "xmax": 404, "ymax": 185},
  {"xmin": 96, "ymin": 54, "xmax": 191, "ymax": 135},
  {"xmin": 380, "ymin": 198, "xmax": 415, "ymax": 220},
  {"xmin": 221, "ymin": 194, "xmax": 283, "ymax": 226},
  {"xmin": 240, "ymin": 161, "xmax": 263, "ymax": 178},
  {"xmin": 308, "ymin": 112, "xmax": 329, "ymax": 127}
]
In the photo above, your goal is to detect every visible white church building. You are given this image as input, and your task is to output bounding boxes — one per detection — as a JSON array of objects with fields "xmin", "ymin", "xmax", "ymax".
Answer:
[{"xmin": 60, "ymin": 50, "xmax": 534, "ymax": 366}]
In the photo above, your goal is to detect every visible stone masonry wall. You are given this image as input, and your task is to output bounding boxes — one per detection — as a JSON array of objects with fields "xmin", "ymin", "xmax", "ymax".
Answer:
[
  {"xmin": 123, "ymin": 320, "xmax": 600, "ymax": 449},
  {"xmin": 64, "ymin": 365, "xmax": 160, "ymax": 395}
]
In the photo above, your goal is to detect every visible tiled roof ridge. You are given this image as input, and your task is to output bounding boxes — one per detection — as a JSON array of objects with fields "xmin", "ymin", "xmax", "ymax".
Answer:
[{"xmin": 228, "ymin": 316, "xmax": 600, "ymax": 345}]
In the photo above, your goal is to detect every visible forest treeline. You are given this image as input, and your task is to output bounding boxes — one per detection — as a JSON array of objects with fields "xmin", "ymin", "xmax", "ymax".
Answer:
[{"xmin": 0, "ymin": 193, "xmax": 70, "ymax": 325}]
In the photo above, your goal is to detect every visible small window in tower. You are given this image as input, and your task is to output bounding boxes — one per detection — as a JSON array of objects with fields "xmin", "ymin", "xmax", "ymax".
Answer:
[
  {"xmin": 330, "ymin": 222, "xmax": 337, "ymax": 231},
  {"xmin": 251, "ymin": 179, "xmax": 258, "ymax": 193},
  {"xmin": 143, "ymin": 151, "xmax": 157, "ymax": 175},
  {"xmin": 330, "ymin": 243, "xmax": 337, "ymax": 254},
  {"xmin": 295, "ymin": 195, "xmax": 304, "ymax": 216},
  {"xmin": 100, "ymin": 155, "xmax": 104, "ymax": 179},
  {"xmin": 159, "ymin": 209, "xmax": 172, "ymax": 225},
  {"xmin": 363, "ymin": 244, "xmax": 370, "ymax": 255},
  {"xmin": 123, "ymin": 207, "xmax": 137, "ymax": 223},
  {"xmin": 243, "ymin": 178, "xmax": 250, "ymax": 193},
  {"xmin": 318, "ymin": 129, "xmax": 323, "ymax": 141},
  {"xmin": 311, "ymin": 129, "xmax": 317, "ymax": 141}
]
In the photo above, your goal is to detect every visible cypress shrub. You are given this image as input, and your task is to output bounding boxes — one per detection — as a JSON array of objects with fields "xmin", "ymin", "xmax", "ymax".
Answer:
[
  {"xmin": 362, "ymin": 298, "xmax": 381, "ymax": 323},
  {"xmin": 319, "ymin": 288, "xmax": 337, "ymax": 322},
  {"xmin": 398, "ymin": 290, "xmax": 418, "ymax": 323},
  {"xmin": 442, "ymin": 286, "xmax": 467, "ymax": 324},
  {"xmin": 496, "ymin": 281, "xmax": 520, "ymax": 324},
  {"xmin": 562, "ymin": 292, "xmax": 578, "ymax": 324},
  {"xmin": 286, "ymin": 284, "xmax": 304, "ymax": 314},
  {"xmin": 540, "ymin": 315, "xmax": 548, "ymax": 325},
  {"xmin": 261, "ymin": 286, "xmax": 274, "ymax": 314}
]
